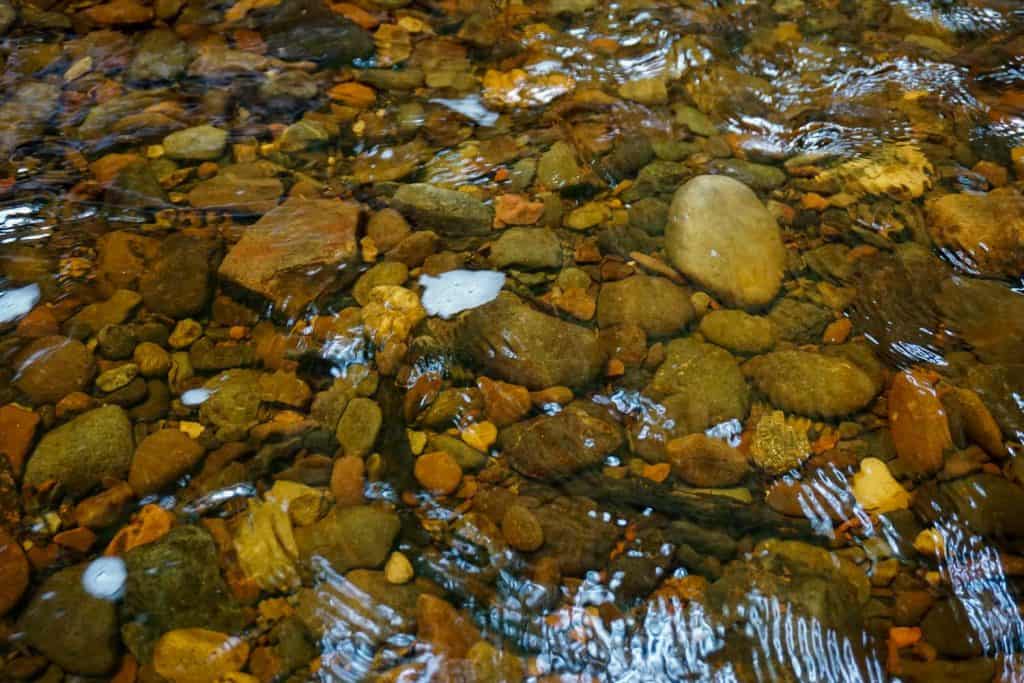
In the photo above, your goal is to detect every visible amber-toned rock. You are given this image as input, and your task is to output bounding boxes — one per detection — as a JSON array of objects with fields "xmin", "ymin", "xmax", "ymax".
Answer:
[
  {"xmin": 330, "ymin": 455, "xmax": 365, "ymax": 506},
  {"xmin": 14, "ymin": 335, "xmax": 95, "ymax": 405},
  {"xmin": 414, "ymin": 451, "xmax": 462, "ymax": 495},
  {"xmin": 888, "ymin": 370, "xmax": 952, "ymax": 474},
  {"xmin": 501, "ymin": 504, "xmax": 544, "ymax": 552},
  {"xmin": 15, "ymin": 306, "xmax": 58, "ymax": 337},
  {"xmin": 218, "ymin": 198, "xmax": 360, "ymax": 315},
  {"xmin": 953, "ymin": 388, "xmax": 1008, "ymax": 459},
  {"xmin": 152, "ymin": 629, "xmax": 249, "ymax": 683},
  {"xmin": 416, "ymin": 594, "xmax": 482, "ymax": 660},
  {"xmin": 74, "ymin": 481, "xmax": 134, "ymax": 529},
  {"xmin": 0, "ymin": 527, "xmax": 29, "ymax": 615},
  {"xmin": 0, "ymin": 404, "xmax": 38, "ymax": 475},
  {"xmin": 129, "ymin": 429, "xmax": 205, "ymax": 495},
  {"xmin": 477, "ymin": 377, "xmax": 532, "ymax": 427},
  {"xmin": 84, "ymin": 0, "xmax": 154, "ymax": 24},
  {"xmin": 666, "ymin": 434, "xmax": 750, "ymax": 487},
  {"xmin": 106, "ymin": 504, "xmax": 176, "ymax": 554}
]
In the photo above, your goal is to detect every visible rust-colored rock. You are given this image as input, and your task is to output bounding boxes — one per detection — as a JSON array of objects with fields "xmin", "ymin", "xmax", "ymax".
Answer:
[
  {"xmin": 218, "ymin": 198, "xmax": 360, "ymax": 315},
  {"xmin": 414, "ymin": 451, "xmax": 462, "ymax": 495},
  {"xmin": 477, "ymin": 377, "xmax": 532, "ymax": 427},
  {"xmin": 330, "ymin": 455, "xmax": 365, "ymax": 506},
  {"xmin": 0, "ymin": 404, "xmax": 38, "ymax": 475},
  {"xmin": 0, "ymin": 527, "xmax": 29, "ymax": 616},
  {"xmin": 888, "ymin": 370, "xmax": 952, "ymax": 474},
  {"xmin": 416, "ymin": 594, "xmax": 482, "ymax": 660}
]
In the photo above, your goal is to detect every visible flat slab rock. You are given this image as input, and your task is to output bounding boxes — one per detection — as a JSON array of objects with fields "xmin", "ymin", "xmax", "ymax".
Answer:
[{"xmin": 218, "ymin": 198, "xmax": 359, "ymax": 314}]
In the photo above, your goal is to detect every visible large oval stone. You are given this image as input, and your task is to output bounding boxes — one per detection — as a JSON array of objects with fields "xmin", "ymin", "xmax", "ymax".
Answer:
[{"xmin": 666, "ymin": 175, "xmax": 785, "ymax": 309}]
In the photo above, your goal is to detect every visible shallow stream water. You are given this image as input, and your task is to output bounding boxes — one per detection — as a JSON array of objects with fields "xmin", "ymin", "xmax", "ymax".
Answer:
[{"xmin": 2, "ymin": 0, "xmax": 1024, "ymax": 681}]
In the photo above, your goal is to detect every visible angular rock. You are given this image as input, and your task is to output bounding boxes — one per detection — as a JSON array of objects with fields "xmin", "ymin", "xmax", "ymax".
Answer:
[
  {"xmin": 14, "ymin": 335, "xmax": 95, "ymax": 404},
  {"xmin": 105, "ymin": 160, "xmax": 169, "ymax": 209},
  {"xmin": 392, "ymin": 183, "xmax": 494, "ymax": 236},
  {"xmin": 499, "ymin": 404, "xmax": 623, "ymax": 480},
  {"xmin": 597, "ymin": 275, "xmax": 694, "ymax": 337},
  {"xmin": 926, "ymin": 187, "xmax": 1024, "ymax": 279},
  {"xmin": 666, "ymin": 175, "xmax": 785, "ymax": 309},
  {"xmin": 24, "ymin": 405, "xmax": 133, "ymax": 498},
  {"xmin": 649, "ymin": 337, "xmax": 749, "ymax": 418},
  {"xmin": 456, "ymin": 293, "xmax": 603, "ymax": 390},
  {"xmin": 744, "ymin": 350, "xmax": 878, "ymax": 418},
  {"xmin": 218, "ymin": 198, "xmax": 359, "ymax": 314},
  {"xmin": 199, "ymin": 370, "xmax": 262, "ymax": 441},
  {"xmin": 187, "ymin": 163, "xmax": 284, "ymax": 214},
  {"xmin": 20, "ymin": 564, "xmax": 121, "ymax": 675},
  {"xmin": 121, "ymin": 525, "xmax": 244, "ymax": 662},
  {"xmin": 65, "ymin": 289, "xmax": 142, "ymax": 339}
]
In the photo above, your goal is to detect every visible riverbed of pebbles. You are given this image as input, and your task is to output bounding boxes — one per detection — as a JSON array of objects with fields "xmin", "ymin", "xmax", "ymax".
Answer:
[{"xmin": 1, "ymin": 0, "xmax": 1024, "ymax": 681}]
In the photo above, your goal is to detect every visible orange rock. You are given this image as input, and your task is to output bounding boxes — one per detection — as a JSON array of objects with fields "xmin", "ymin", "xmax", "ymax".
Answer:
[
  {"xmin": 549, "ymin": 286, "xmax": 596, "ymax": 320},
  {"xmin": 800, "ymin": 192, "xmax": 829, "ymax": 210},
  {"xmin": 888, "ymin": 370, "xmax": 952, "ymax": 474},
  {"xmin": 642, "ymin": 462, "xmax": 671, "ymax": 483},
  {"xmin": 330, "ymin": 455, "xmax": 365, "ymax": 506},
  {"xmin": 105, "ymin": 504, "xmax": 175, "ymax": 554},
  {"xmin": 414, "ymin": 451, "xmax": 462, "ymax": 496},
  {"xmin": 416, "ymin": 594, "xmax": 481, "ymax": 660},
  {"xmin": 477, "ymin": 377, "xmax": 531, "ymax": 427},
  {"xmin": 606, "ymin": 358, "xmax": 625, "ymax": 377},
  {"xmin": 84, "ymin": 0, "xmax": 154, "ymax": 24},
  {"xmin": 823, "ymin": 317, "xmax": 852, "ymax": 344},
  {"xmin": 0, "ymin": 527, "xmax": 29, "ymax": 616},
  {"xmin": 460, "ymin": 421, "xmax": 497, "ymax": 451},
  {"xmin": 15, "ymin": 306, "xmax": 59, "ymax": 337},
  {"xmin": 74, "ymin": 481, "xmax": 134, "ymax": 529},
  {"xmin": 89, "ymin": 153, "xmax": 141, "ymax": 184},
  {"xmin": 110, "ymin": 655, "xmax": 138, "ymax": 683},
  {"xmin": 0, "ymin": 404, "xmax": 38, "ymax": 475},
  {"xmin": 530, "ymin": 386, "xmax": 573, "ymax": 407},
  {"xmin": 327, "ymin": 82, "xmax": 377, "ymax": 108},
  {"xmin": 494, "ymin": 194, "xmax": 544, "ymax": 227},
  {"xmin": 972, "ymin": 160, "xmax": 1008, "ymax": 188},
  {"xmin": 55, "ymin": 392, "xmax": 99, "ymax": 420},
  {"xmin": 54, "ymin": 526, "xmax": 97, "ymax": 553},
  {"xmin": 330, "ymin": 2, "xmax": 381, "ymax": 29}
]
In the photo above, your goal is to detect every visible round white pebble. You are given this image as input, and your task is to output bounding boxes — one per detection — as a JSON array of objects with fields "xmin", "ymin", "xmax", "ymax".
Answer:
[{"xmin": 81, "ymin": 556, "xmax": 127, "ymax": 601}]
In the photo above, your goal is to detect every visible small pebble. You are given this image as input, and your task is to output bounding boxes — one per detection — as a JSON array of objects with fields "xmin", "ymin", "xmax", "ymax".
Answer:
[
  {"xmin": 414, "ymin": 451, "xmax": 462, "ymax": 495},
  {"xmin": 385, "ymin": 551, "xmax": 414, "ymax": 584}
]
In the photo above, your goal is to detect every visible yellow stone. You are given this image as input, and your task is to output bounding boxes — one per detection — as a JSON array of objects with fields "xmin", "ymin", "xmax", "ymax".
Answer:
[
  {"xmin": 385, "ymin": 551, "xmax": 414, "ymax": 585},
  {"xmin": 407, "ymin": 429, "xmax": 428, "ymax": 455},
  {"xmin": 914, "ymin": 528, "xmax": 945, "ymax": 559},
  {"xmin": 850, "ymin": 457, "xmax": 910, "ymax": 514},
  {"xmin": 152, "ymin": 629, "xmax": 249, "ymax": 683},
  {"xmin": 460, "ymin": 421, "xmax": 497, "ymax": 452}
]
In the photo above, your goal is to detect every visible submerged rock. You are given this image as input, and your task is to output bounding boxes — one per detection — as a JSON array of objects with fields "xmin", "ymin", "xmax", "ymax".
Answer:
[
  {"xmin": 139, "ymin": 235, "xmax": 219, "ymax": 319},
  {"xmin": 260, "ymin": 0, "xmax": 373, "ymax": 65},
  {"xmin": 14, "ymin": 335, "xmax": 95, "ymax": 404},
  {"xmin": 489, "ymin": 227, "xmax": 562, "ymax": 270},
  {"xmin": 24, "ymin": 405, "xmax": 133, "ymax": 498},
  {"xmin": 597, "ymin": 275, "xmax": 694, "ymax": 337},
  {"xmin": 121, "ymin": 525, "xmax": 244, "ymax": 662},
  {"xmin": 21, "ymin": 564, "xmax": 121, "ymax": 675},
  {"xmin": 698, "ymin": 309, "xmax": 775, "ymax": 354},
  {"xmin": 162, "ymin": 125, "xmax": 228, "ymax": 161},
  {"xmin": 666, "ymin": 175, "xmax": 785, "ymax": 309},
  {"xmin": 218, "ymin": 198, "xmax": 360, "ymax": 314},
  {"xmin": 499, "ymin": 404, "xmax": 623, "ymax": 479},
  {"xmin": 392, "ymin": 183, "xmax": 494, "ymax": 236},
  {"xmin": 457, "ymin": 293, "xmax": 603, "ymax": 389},
  {"xmin": 744, "ymin": 350, "xmax": 878, "ymax": 418},
  {"xmin": 926, "ymin": 187, "xmax": 1024, "ymax": 279},
  {"xmin": 293, "ymin": 505, "xmax": 400, "ymax": 573},
  {"xmin": 936, "ymin": 275, "xmax": 1024, "ymax": 364}
]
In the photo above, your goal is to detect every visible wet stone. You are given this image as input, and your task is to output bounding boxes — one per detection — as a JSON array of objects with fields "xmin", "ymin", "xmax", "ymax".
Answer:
[
  {"xmin": 489, "ymin": 227, "xmax": 562, "ymax": 270},
  {"xmin": 121, "ymin": 525, "xmax": 244, "ymax": 662},
  {"xmin": 293, "ymin": 505, "xmax": 400, "ymax": 573},
  {"xmin": 457, "ymin": 293, "xmax": 603, "ymax": 390},
  {"xmin": 926, "ymin": 187, "xmax": 1024, "ymax": 279},
  {"xmin": 20, "ymin": 564, "xmax": 121, "ymax": 676},
  {"xmin": 162, "ymin": 125, "xmax": 228, "ymax": 161},
  {"xmin": 744, "ymin": 350, "xmax": 879, "ymax": 419},
  {"xmin": 140, "ymin": 235, "xmax": 219, "ymax": 319},
  {"xmin": 129, "ymin": 429, "xmax": 204, "ymax": 495},
  {"xmin": 218, "ymin": 198, "xmax": 360, "ymax": 314},
  {"xmin": 24, "ymin": 405, "xmax": 133, "ymax": 498},
  {"xmin": 666, "ymin": 175, "xmax": 785, "ymax": 309},
  {"xmin": 14, "ymin": 335, "xmax": 95, "ymax": 405},
  {"xmin": 392, "ymin": 183, "xmax": 494, "ymax": 236},
  {"xmin": 260, "ymin": 0, "xmax": 373, "ymax": 65},
  {"xmin": 597, "ymin": 275, "xmax": 694, "ymax": 337},
  {"xmin": 127, "ymin": 28, "xmax": 192, "ymax": 82},
  {"xmin": 698, "ymin": 309, "xmax": 776, "ymax": 354},
  {"xmin": 666, "ymin": 434, "xmax": 750, "ymax": 487},
  {"xmin": 499, "ymin": 404, "xmax": 623, "ymax": 480}
]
